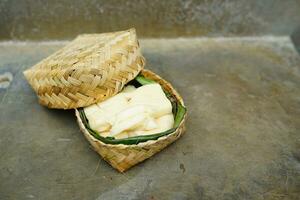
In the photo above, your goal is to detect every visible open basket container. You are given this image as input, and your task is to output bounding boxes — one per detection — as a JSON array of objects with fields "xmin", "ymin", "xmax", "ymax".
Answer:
[{"xmin": 23, "ymin": 28, "xmax": 187, "ymax": 172}]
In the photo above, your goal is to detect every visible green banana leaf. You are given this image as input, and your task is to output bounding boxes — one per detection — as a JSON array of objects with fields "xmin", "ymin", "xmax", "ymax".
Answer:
[{"xmin": 78, "ymin": 74, "xmax": 186, "ymax": 145}]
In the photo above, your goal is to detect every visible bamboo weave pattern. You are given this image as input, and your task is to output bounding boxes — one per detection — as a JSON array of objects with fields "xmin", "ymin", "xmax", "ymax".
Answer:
[
  {"xmin": 24, "ymin": 29, "xmax": 145, "ymax": 109},
  {"xmin": 76, "ymin": 70, "xmax": 186, "ymax": 172}
]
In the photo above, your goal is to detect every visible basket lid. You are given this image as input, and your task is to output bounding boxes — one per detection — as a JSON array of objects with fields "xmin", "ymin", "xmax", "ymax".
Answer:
[{"xmin": 24, "ymin": 28, "xmax": 145, "ymax": 109}]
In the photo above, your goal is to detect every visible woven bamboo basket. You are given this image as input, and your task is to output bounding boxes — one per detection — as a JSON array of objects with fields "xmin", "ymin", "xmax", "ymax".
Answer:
[
  {"xmin": 75, "ymin": 69, "xmax": 186, "ymax": 172},
  {"xmin": 23, "ymin": 28, "xmax": 145, "ymax": 109}
]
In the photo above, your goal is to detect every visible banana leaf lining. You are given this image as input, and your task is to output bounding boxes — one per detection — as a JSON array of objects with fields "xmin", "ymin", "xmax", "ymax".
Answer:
[{"xmin": 78, "ymin": 74, "xmax": 186, "ymax": 145}]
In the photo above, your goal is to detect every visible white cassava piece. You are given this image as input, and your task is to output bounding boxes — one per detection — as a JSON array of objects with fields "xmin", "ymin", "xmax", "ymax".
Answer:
[
  {"xmin": 75, "ymin": 70, "xmax": 187, "ymax": 172},
  {"xmin": 23, "ymin": 28, "xmax": 145, "ymax": 109},
  {"xmin": 84, "ymin": 83, "xmax": 174, "ymax": 139}
]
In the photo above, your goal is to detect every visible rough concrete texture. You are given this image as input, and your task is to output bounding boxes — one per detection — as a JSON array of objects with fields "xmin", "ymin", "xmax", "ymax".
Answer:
[
  {"xmin": 0, "ymin": 37, "xmax": 300, "ymax": 199},
  {"xmin": 1, "ymin": 0, "xmax": 300, "ymax": 40}
]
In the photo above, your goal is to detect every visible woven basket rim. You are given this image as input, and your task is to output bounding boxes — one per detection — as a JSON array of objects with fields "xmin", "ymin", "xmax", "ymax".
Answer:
[{"xmin": 75, "ymin": 69, "xmax": 186, "ymax": 148}]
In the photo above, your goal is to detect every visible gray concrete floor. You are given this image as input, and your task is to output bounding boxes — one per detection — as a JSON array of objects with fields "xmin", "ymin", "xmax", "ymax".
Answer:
[{"xmin": 0, "ymin": 37, "xmax": 300, "ymax": 200}]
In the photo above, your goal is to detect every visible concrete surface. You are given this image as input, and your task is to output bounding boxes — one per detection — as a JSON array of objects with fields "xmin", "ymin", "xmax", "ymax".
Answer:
[
  {"xmin": 1, "ymin": 0, "xmax": 300, "ymax": 40},
  {"xmin": 0, "ymin": 37, "xmax": 300, "ymax": 200}
]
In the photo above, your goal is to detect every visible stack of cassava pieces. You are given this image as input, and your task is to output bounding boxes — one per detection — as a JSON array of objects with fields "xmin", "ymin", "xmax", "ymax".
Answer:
[{"xmin": 23, "ymin": 28, "xmax": 187, "ymax": 172}]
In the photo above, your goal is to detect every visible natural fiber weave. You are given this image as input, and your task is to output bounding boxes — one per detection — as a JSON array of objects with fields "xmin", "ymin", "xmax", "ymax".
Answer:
[
  {"xmin": 75, "ymin": 69, "xmax": 186, "ymax": 172},
  {"xmin": 24, "ymin": 28, "xmax": 145, "ymax": 109}
]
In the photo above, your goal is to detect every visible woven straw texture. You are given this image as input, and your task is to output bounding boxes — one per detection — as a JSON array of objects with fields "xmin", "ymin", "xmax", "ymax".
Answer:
[
  {"xmin": 24, "ymin": 28, "xmax": 145, "ymax": 109},
  {"xmin": 75, "ymin": 69, "xmax": 186, "ymax": 172}
]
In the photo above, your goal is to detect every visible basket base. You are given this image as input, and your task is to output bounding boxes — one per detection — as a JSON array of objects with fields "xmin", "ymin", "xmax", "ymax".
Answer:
[{"xmin": 75, "ymin": 69, "xmax": 186, "ymax": 172}]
